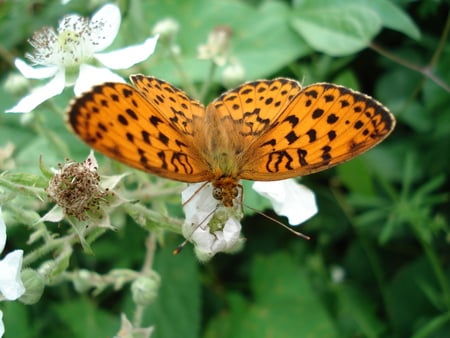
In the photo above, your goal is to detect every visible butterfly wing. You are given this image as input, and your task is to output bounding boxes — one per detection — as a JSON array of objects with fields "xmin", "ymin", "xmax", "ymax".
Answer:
[
  {"xmin": 67, "ymin": 77, "xmax": 210, "ymax": 182},
  {"xmin": 208, "ymin": 78, "xmax": 302, "ymax": 139},
  {"xmin": 198, "ymin": 78, "xmax": 303, "ymax": 177},
  {"xmin": 239, "ymin": 82, "xmax": 396, "ymax": 180}
]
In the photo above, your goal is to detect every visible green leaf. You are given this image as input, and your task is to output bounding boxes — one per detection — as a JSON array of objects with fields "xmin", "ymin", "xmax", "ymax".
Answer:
[
  {"xmin": 292, "ymin": 0, "xmax": 420, "ymax": 42},
  {"xmin": 291, "ymin": 2, "xmax": 382, "ymax": 56},
  {"xmin": 137, "ymin": 0, "xmax": 310, "ymax": 83},
  {"xmin": 53, "ymin": 297, "xmax": 117, "ymax": 338},
  {"xmin": 356, "ymin": 0, "xmax": 420, "ymax": 40},
  {"xmin": 2, "ymin": 302, "xmax": 33, "ymax": 338},
  {"xmin": 385, "ymin": 257, "xmax": 437, "ymax": 336},
  {"xmin": 337, "ymin": 157, "xmax": 374, "ymax": 196},
  {"xmin": 334, "ymin": 284, "xmax": 386, "ymax": 337},
  {"xmin": 144, "ymin": 237, "xmax": 200, "ymax": 338},
  {"xmin": 205, "ymin": 253, "xmax": 337, "ymax": 337}
]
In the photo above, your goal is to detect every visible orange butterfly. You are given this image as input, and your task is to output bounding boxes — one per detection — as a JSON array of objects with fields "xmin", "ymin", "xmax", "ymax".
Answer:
[{"xmin": 68, "ymin": 75, "xmax": 395, "ymax": 207}]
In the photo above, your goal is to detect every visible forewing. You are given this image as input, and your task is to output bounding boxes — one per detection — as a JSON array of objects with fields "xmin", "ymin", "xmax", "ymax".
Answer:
[
  {"xmin": 208, "ymin": 78, "xmax": 303, "ymax": 140},
  {"xmin": 67, "ymin": 80, "xmax": 210, "ymax": 182},
  {"xmin": 240, "ymin": 83, "xmax": 396, "ymax": 180}
]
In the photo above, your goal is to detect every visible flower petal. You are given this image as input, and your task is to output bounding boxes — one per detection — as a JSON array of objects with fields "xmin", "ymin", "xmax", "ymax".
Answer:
[
  {"xmin": 94, "ymin": 35, "xmax": 159, "ymax": 69},
  {"xmin": 181, "ymin": 182, "xmax": 215, "ymax": 225},
  {"xmin": 74, "ymin": 64, "xmax": 124, "ymax": 95},
  {"xmin": 89, "ymin": 4, "xmax": 121, "ymax": 51},
  {"xmin": 0, "ymin": 208, "xmax": 5, "ymax": 253},
  {"xmin": 0, "ymin": 250, "xmax": 25, "ymax": 300},
  {"xmin": 253, "ymin": 179, "xmax": 317, "ymax": 225},
  {"xmin": 5, "ymin": 70, "xmax": 65, "ymax": 113},
  {"xmin": 14, "ymin": 59, "xmax": 58, "ymax": 79},
  {"xmin": 0, "ymin": 311, "xmax": 4, "ymax": 338}
]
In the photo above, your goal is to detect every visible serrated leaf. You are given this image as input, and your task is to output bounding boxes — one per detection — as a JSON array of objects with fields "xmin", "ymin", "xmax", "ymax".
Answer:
[{"xmin": 292, "ymin": 3, "xmax": 382, "ymax": 56}]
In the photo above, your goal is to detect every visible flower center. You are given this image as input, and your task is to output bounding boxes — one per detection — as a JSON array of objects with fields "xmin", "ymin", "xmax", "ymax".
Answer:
[{"xmin": 57, "ymin": 30, "xmax": 92, "ymax": 67}]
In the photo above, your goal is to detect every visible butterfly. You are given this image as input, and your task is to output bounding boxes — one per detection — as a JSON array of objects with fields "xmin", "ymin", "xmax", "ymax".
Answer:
[{"xmin": 67, "ymin": 75, "xmax": 395, "ymax": 207}]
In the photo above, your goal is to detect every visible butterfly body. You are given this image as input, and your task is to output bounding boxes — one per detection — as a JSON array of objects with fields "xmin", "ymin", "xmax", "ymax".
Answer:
[{"xmin": 68, "ymin": 75, "xmax": 395, "ymax": 207}]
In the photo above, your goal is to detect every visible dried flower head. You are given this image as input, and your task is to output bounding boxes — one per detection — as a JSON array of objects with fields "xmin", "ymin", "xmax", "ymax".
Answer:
[{"xmin": 46, "ymin": 153, "xmax": 112, "ymax": 221}]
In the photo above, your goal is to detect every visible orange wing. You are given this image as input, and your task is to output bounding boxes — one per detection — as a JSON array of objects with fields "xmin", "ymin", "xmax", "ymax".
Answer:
[
  {"xmin": 67, "ymin": 77, "xmax": 210, "ymax": 182},
  {"xmin": 239, "ymin": 83, "xmax": 396, "ymax": 180},
  {"xmin": 208, "ymin": 78, "xmax": 302, "ymax": 140}
]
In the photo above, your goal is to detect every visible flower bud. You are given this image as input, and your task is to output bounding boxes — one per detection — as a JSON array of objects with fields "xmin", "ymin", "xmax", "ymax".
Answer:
[
  {"xmin": 72, "ymin": 269, "xmax": 94, "ymax": 293},
  {"xmin": 19, "ymin": 269, "xmax": 45, "ymax": 304},
  {"xmin": 131, "ymin": 275, "xmax": 160, "ymax": 306},
  {"xmin": 4, "ymin": 73, "xmax": 29, "ymax": 96},
  {"xmin": 222, "ymin": 61, "xmax": 245, "ymax": 89},
  {"xmin": 152, "ymin": 18, "xmax": 179, "ymax": 43}
]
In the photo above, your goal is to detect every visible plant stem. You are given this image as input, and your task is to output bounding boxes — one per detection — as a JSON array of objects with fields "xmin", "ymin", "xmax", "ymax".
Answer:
[
  {"xmin": 133, "ymin": 232, "xmax": 157, "ymax": 328},
  {"xmin": 370, "ymin": 9, "xmax": 450, "ymax": 95}
]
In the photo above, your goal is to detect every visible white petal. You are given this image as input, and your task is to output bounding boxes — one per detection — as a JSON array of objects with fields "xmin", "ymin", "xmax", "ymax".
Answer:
[
  {"xmin": 14, "ymin": 59, "xmax": 58, "ymax": 79},
  {"xmin": 74, "ymin": 64, "xmax": 124, "ymax": 95},
  {"xmin": 89, "ymin": 4, "xmax": 121, "ymax": 51},
  {"xmin": 192, "ymin": 216, "xmax": 242, "ymax": 261},
  {"xmin": 0, "ymin": 208, "xmax": 5, "ymax": 253},
  {"xmin": 253, "ymin": 179, "xmax": 317, "ymax": 225},
  {"xmin": 0, "ymin": 250, "xmax": 25, "ymax": 300},
  {"xmin": 182, "ymin": 183, "xmax": 215, "ymax": 226},
  {"xmin": 5, "ymin": 70, "xmax": 65, "ymax": 113},
  {"xmin": 213, "ymin": 216, "xmax": 241, "ymax": 251},
  {"xmin": 94, "ymin": 35, "xmax": 159, "ymax": 69},
  {"xmin": 0, "ymin": 311, "xmax": 4, "ymax": 338}
]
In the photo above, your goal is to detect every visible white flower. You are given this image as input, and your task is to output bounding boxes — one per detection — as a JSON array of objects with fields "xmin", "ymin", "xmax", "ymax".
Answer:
[
  {"xmin": 181, "ymin": 179, "xmax": 317, "ymax": 260},
  {"xmin": 182, "ymin": 183, "xmax": 245, "ymax": 261},
  {"xmin": 197, "ymin": 26, "xmax": 233, "ymax": 66},
  {"xmin": 6, "ymin": 4, "xmax": 159, "ymax": 113},
  {"xmin": 0, "ymin": 208, "xmax": 25, "ymax": 301},
  {"xmin": 252, "ymin": 179, "xmax": 317, "ymax": 225},
  {"xmin": 0, "ymin": 311, "xmax": 3, "ymax": 338},
  {"xmin": 0, "ymin": 207, "xmax": 25, "ymax": 338}
]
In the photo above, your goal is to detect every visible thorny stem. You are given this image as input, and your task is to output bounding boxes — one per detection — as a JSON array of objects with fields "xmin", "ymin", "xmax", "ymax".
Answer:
[
  {"xmin": 23, "ymin": 231, "xmax": 77, "ymax": 267},
  {"xmin": 133, "ymin": 232, "xmax": 157, "ymax": 328},
  {"xmin": 130, "ymin": 183, "xmax": 185, "ymax": 201},
  {"xmin": 370, "ymin": 11, "xmax": 450, "ymax": 93}
]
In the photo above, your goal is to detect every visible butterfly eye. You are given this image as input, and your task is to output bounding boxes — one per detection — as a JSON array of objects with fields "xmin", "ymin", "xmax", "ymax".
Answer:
[
  {"xmin": 231, "ymin": 186, "xmax": 239, "ymax": 198},
  {"xmin": 212, "ymin": 187, "xmax": 223, "ymax": 201}
]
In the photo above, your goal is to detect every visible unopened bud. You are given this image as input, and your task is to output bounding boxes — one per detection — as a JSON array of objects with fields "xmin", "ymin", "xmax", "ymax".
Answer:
[
  {"xmin": 19, "ymin": 269, "xmax": 45, "ymax": 304},
  {"xmin": 222, "ymin": 61, "xmax": 245, "ymax": 88},
  {"xmin": 152, "ymin": 18, "xmax": 179, "ymax": 43},
  {"xmin": 131, "ymin": 275, "xmax": 160, "ymax": 306}
]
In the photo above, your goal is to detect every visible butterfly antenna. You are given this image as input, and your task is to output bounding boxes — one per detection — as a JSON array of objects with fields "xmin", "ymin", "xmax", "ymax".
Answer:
[
  {"xmin": 182, "ymin": 182, "xmax": 209, "ymax": 207},
  {"xmin": 173, "ymin": 204, "xmax": 219, "ymax": 255},
  {"xmin": 244, "ymin": 204, "xmax": 311, "ymax": 240}
]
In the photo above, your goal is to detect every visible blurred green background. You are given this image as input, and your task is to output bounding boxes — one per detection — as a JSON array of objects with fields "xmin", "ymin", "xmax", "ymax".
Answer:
[{"xmin": 0, "ymin": 0, "xmax": 449, "ymax": 337}]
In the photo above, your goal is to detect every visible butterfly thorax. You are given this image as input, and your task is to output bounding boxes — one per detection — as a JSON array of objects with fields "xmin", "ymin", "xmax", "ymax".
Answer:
[{"xmin": 194, "ymin": 105, "xmax": 245, "ymax": 207}]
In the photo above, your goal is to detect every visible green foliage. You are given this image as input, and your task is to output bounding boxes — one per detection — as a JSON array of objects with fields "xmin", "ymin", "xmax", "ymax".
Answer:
[{"xmin": 0, "ymin": 0, "xmax": 449, "ymax": 337}]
